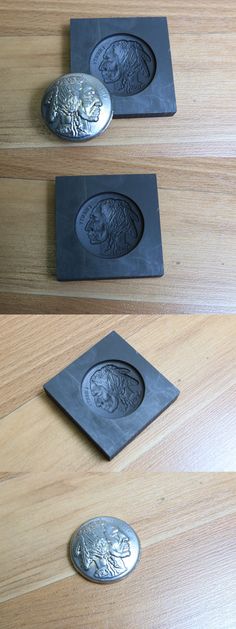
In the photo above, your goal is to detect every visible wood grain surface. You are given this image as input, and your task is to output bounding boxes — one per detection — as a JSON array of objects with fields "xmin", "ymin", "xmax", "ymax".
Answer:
[
  {"xmin": 0, "ymin": 1, "xmax": 236, "ymax": 155},
  {"xmin": 0, "ymin": 472, "xmax": 235, "ymax": 628},
  {"xmin": 1, "ymin": 6, "xmax": 236, "ymax": 621},
  {"xmin": 1, "ymin": 315, "xmax": 235, "ymax": 471},
  {"xmin": 0, "ymin": 161, "xmax": 235, "ymax": 314},
  {"xmin": 0, "ymin": 0, "xmax": 236, "ymax": 313}
]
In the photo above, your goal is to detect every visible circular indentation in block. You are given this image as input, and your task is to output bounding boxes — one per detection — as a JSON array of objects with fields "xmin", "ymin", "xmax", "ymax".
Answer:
[
  {"xmin": 75, "ymin": 192, "xmax": 144, "ymax": 258},
  {"xmin": 90, "ymin": 34, "xmax": 156, "ymax": 96},
  {"xmin": 81, "ymin": 361, "xmax": 144, "ymax": 418}
]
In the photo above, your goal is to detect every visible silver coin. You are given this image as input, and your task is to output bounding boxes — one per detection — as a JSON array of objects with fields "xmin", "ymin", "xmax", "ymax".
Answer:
[
  {"xmin": 90, "ymin": 34, "xmax": 156, "ymax": 97},
  {"xmin": 70, "ymin": 516, "xmax": 141, "ymax": 583},
  {"xmin": 81, "ymin": 360, "xmax": 144, "ymax": 418},
  {"xmin": 75, "ymin": 192, "xmax": 144, "ymax": 259},
  {"xmin": 41, "ymin": 73, "xmax": 113, "ymax": 141}
]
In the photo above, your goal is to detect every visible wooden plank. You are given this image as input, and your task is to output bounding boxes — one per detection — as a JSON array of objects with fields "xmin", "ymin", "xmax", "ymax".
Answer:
[
  {"xmin": 0, "ymin": 315, "xmax": 235, "ymax": 471},
  {"xmin": 0, "ymin": 175, "xmax": 235, "ymax": 313},
  {"xmin": 0, "ymin": 473, "xmax": 235, "ymax": 629},
  {"xmin": 0, "ymin": 28, "xmax": 235, "ymax": 154},
  {"xmin": 1, "ymin": 154, "xmax": 236, "ymax": 193},
  {"xmin": 0, "ymin": 293, "xmax": 199, "ymax": 315},
  {"xmin": 0, "ymin": 314, "xmax": 158, "ymax": 417},
  {"xmin": 0, "ymin": 0, "xmax": 236, "ymax": 35},
  {"xmin": 0, "ymin": 0, "xmax": 235, "ymax": 313}
]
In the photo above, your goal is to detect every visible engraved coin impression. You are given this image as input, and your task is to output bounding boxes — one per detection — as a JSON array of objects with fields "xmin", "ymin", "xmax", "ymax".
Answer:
[
  {"xmin": 75, "ymin": 192, "xmax": 144, "ymax": 259},
  {"xmin": 81, "ymin": 360, "xmax": 144, "ymax": 418},
  {"xmin": 90, "ymin": 34, "xmax": 156, "ymax": 96},
  {"xmin": 70, "ymin": 516, "xmax": 141, "ymax": 583},
  {"xmin": 41, "ymin": 73, "xmax": 113, "ymax": 141}
]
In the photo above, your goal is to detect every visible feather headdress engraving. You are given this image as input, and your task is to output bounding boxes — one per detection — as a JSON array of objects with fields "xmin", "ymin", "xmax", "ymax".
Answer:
[{"xmin": 45, "ymin": 76, "xmax": 102, "ymax": 137}]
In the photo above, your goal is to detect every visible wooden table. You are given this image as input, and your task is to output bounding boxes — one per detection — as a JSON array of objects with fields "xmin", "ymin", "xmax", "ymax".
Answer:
[
  {"xmin": 1, "ymin": 314, "xmax": 235, "ymax": 471},
  {"xmin": 1, "ymin": 2, "xmax": 236, "ymax": 624},
  {"xmin": 0, "ymin": 472, "xmax": 235, "ymax": 628},
  {"xmin": 0, "ymin": 1, "xmax": 236, "ymax": 313}
]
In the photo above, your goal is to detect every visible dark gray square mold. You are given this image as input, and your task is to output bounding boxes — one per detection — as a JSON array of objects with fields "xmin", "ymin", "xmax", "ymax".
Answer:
[
  {"xmin": 70, "ymin": 17, "xmax": 176, "ymax": 117},
  {"xmin": 43, "ymin": 331, "xmax": 180, "ymax": 459},
  {"xmin": 56, "ymin": 173, "xmax": 164, "ymax": 281}
]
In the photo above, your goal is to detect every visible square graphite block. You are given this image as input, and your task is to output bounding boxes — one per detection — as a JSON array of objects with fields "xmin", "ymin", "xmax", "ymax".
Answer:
[
  {"xmin": 43, "ymin": 331, "xmax": 180, "ymax": 460},
  {"xmin": 56, "ymin": 173, "xmax": 164, "ymax": 281},
  {"xmin": 70, "ymin": 17, "xmax": 176, "ymax": 118}
]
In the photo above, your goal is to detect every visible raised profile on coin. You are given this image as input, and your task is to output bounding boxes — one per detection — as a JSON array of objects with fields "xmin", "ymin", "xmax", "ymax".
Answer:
[
  {"xmin": 82, "ymin": 360, "xmax": 144, "ymax": 418},
  {"xmin": 41, "ymin": 73, "xmax": 113, "ymax": 141},
  {"xmin": 70, "ymin": 516, "xmax": 141, "ymax": 583},
  {"xmin": 97, "ymin": 37, "xmax": 155, "ymax": 95},
  {"xmin": 76, "ymin": 521, "xmax": 130, "ymax": 578}
]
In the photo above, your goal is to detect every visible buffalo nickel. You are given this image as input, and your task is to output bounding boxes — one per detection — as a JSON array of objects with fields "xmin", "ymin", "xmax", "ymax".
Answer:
[
  {"xmin": 41, "ymin": 73, "xmax": 113, "ymax": 141},
  {"xmin": 70, "ymin": 516, "xmax": 141, "ymax": 583}
]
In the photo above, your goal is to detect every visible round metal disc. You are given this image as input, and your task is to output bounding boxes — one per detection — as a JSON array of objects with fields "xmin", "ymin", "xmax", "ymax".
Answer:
[
  {"xmin": 41, "ymin": 73, "xmax": 113, "ymax": 141},
  {"xmin": 70, "ymin": 516, "xmax": 141, "ymax": 583}
]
